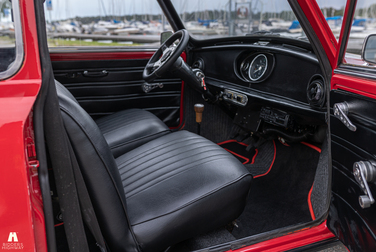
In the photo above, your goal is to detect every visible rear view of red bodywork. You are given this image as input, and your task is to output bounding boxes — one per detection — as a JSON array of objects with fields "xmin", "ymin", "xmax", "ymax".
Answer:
[{"xmin": 0, "ymin": 0, "xmax": 46, "ymax": 251}]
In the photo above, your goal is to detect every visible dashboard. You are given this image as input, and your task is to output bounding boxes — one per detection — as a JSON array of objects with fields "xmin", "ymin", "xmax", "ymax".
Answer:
[{"xmin": 189, "ymin": 39, "xmax": 327, "ymax": 139}]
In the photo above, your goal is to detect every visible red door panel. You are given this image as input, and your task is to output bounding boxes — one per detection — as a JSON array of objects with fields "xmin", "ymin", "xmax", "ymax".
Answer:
[
  {"xmin": 332, "ymin": 73, "xmax": 376, "ymax": 100},
  {"xmin": 50, "ymin": 51, "xmax": 155, "ymax": 61}
]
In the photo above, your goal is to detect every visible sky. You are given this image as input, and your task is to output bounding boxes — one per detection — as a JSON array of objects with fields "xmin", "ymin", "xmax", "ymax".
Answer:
[
  {"xmin": 45, "ymin": 0, "xmax": 163, "ymax": 21},
  {"xmin": 44, "ymin": 0, "xmax": 351, "ymax": 21}
]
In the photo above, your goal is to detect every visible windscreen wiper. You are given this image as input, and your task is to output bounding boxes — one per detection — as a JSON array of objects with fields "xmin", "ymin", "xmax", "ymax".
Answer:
[
  {"xmin": 297, "ymin": 36, "xmax": 309, "ymax": 41},
  {"xmin": 246, "ymin": 30, "xmax": 280, "ymax": 36}
]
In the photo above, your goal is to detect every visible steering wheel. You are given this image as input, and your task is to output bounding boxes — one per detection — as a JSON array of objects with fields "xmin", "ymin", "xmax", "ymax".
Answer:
[{"xmin": 143, "ymin": 29, "xmax": 189, "ymax": 82}]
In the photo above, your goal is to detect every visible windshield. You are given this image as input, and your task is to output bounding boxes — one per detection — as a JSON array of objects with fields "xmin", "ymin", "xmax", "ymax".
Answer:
[{"xmin": 171, "ymin": 0, "xmax": 305, "ymax": 40}]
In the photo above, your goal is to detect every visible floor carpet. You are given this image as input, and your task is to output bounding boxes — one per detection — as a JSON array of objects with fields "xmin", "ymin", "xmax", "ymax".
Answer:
[{"xmin": 232, "ymin": 140, "xmax": 320, "ymax": 238}]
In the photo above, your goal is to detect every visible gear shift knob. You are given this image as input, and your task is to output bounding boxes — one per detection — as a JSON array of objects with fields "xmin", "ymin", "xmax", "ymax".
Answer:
[{"xmin": 194, "ymin": 104, "xmax": 204, "ymax": 123}]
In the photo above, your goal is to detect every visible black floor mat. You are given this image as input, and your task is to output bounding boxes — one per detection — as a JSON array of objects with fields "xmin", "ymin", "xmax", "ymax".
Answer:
[
  {"xmin": 171, "ymin": 227, "xmax": 236, "ymax": 252},
  {"xmin": 218, "ymin": 140, "xmax": 257, "ymax": 164},
  {"xmin": 218, "ymin": 140, "xmax": 275, "ymax": 177},
  {"xmin": 232, "ymin": 140, "xmax": 320, "ymax": 239},
  {"xmin": 245, "ymin": 140, "xmax": 275, "ymax": 178}
]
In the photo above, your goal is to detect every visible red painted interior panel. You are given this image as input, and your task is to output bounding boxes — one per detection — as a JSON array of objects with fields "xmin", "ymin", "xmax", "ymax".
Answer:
[
  {"xmin": 50, "ymin": 51, "xmax": 155, "ymax": 61},
  {"xmin": 331, "ymin": 73, "xmax": 376, "ymax": 100},
  {"xmin": 297, "ymin": 0, "xmax": 338, "ymax": 69},
  {"xmin": 229, "ymin": 221, "xmax": 335, "ymax": 252}
]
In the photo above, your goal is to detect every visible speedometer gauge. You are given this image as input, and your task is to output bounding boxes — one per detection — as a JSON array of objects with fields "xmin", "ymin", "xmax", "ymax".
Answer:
[{"xmin": 248, "ymin": 54, "xmax": 268, "ymax": 81}]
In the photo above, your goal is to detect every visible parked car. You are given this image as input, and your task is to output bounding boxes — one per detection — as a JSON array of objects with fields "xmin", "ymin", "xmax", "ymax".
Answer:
[{"xmin": 1, "ymin": 0, "xmax": 376, "ymax": 251}]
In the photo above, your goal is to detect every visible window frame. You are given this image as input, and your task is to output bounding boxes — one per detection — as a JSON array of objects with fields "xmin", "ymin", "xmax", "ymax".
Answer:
[
  {"xmin": 336, "ymin": 0, "xmax": 376, "ymax": 74},
  {"xmin": 0, "ymin": 0, "xmax": 24, "ymax": 80}
]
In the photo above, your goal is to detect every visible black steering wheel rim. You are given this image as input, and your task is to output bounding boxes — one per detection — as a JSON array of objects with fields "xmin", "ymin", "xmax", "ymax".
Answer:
[{"xmin": 143, "ymin": 29, "xmax": 189, "ymax": 82}]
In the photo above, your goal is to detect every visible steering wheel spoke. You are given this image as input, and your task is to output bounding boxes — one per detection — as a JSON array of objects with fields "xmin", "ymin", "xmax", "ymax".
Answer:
[
  {"xmin": 146, "ymin": 62, "xmax": 154, "ymax": 69},
  {"xmin": 143, "ymin": 29, "xmax": 189, "ymax": 82},
  {"xmin": 146, "ymin": 62, "xmax": 155, "ymax": 69},
  {"xmin": 154, "ymin": 59, "xmax": 162, "ymax": 68},
  {"xmin": 161, "ymin": 44, "xmax": 169, "ymax": 53}
]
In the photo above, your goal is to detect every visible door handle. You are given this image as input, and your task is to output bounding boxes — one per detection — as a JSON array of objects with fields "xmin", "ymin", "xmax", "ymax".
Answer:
[
  {"xmin": 142, "ymin": 82, "xmax": 163, "ymax": 93},
  {"xmin": 353, "ymin": 161, "xmax": 376, "ymax": 208},
  {"xmin": 333, "ymin": 102, "xmax": 357, "ymax": 132},
  {"xmin": 83, "ymin": 70, "xmax": 108, "ymax": 78}
]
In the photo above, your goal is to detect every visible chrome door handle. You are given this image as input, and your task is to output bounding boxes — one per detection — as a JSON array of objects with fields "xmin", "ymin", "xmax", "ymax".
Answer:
[
  {"xmin": 334, "ymin": 102, "xmax": 357, "ymax": 132},
  {"xmin": 83, "ymin": 70, "xmax": 108, "ymax": 77},
  {"xmin": 142, "ymin": 82, "xmax": 163, "ymax": 93},
  {"xmin": 353, "ymin": 161, "xmax": 376, "ymax": 208}
]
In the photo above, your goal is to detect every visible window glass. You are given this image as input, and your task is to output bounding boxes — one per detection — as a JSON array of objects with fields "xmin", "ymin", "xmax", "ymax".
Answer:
[
  {"xmin": 343, "ymin": 0, "xmax": 376, "ymax": 66},
  {"xmin": 316, "ymin": 0, "xmax": 346, "ymax": 41},
  {"xmin": 45, "ymin": 0, "xmax": 166, "ymax": 48},
  {"xmin": 171, "ymin": 0, "xmax": 307, "ymax": 41},
  {"xmin": 0, "ymin": 0, "xmax": 23, "ymax": 79}
]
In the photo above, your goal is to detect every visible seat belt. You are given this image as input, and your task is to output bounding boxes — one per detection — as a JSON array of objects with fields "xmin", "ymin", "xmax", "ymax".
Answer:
[
  {"xmin": 48, "ymin": 129, "xmax": 108, "ymax": 252},
  {"xmin": 44, "ymin": 78, "xmax": 107, "ymax": 252},
  {"xmin": 65, "ymin": 134, "xmax": 108, "ymax": 252}
]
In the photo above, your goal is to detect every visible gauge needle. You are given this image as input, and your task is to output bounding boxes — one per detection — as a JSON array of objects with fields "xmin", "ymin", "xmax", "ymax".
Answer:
[{"xmin": 254, "ymin": 65, "xmax": 263, "ymax": 73}]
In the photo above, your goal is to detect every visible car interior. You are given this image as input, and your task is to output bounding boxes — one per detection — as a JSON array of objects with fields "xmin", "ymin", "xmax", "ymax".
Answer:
[{"xmin": 38, "ymin": 1, "xmax": 331, "ymax": 252}]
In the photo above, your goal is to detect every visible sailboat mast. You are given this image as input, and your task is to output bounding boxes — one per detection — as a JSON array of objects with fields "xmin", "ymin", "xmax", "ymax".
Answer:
[
  {"xmin": 182, "ymin": 0, "xmax": 186, "ymax": 22},
  {"xmin": 100, "ymin": 0, "xmax": 107, "ymax": 18},
  {"xmin": 66, "ymin": 0, "xmax": 69, "ymax": 20}
]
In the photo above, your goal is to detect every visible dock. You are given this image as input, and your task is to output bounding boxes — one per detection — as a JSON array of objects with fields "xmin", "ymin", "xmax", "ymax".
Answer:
[{"xmin": 48, "ymin": 33, "xmax": 160, "ymax": 44}]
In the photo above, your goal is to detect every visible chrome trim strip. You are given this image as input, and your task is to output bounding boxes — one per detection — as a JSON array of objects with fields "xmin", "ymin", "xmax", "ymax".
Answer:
[{"xmin": 334, "ymin": 67, "xmax": 376, "ymax": 81}]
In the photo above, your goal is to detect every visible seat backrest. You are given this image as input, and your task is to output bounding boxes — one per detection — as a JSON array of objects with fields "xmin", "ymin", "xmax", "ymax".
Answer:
[{"xmin": 55, "ymin": 81, "xmax": 139, "ymax": 252}]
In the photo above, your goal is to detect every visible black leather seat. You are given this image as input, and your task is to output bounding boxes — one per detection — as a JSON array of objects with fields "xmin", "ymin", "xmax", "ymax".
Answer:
[
  {"xmin": 95, "ymin": 109, "xmax": 170, "ymax": 158},
  {"xmin": 56, "ymin": 81, "xmax": 170, "ymax": 158},
  {"xmin": 56, "ymin": 80, "xmax": 252, "ymax": 252}
]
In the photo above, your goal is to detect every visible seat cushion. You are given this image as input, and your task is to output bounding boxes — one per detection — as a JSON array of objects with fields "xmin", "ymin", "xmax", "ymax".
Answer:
[
  {"xmin": 116, "ymin": 130, "xmax": 252, "ymax": 252},
  {"xmin": 96, "ymin": 109, "xmax": 170, "ymax": 158}
]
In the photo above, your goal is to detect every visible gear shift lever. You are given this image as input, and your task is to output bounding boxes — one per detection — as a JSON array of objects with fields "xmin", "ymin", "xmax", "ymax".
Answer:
[{"xmin": 194, "ymin": 104, "xmax": 204, "ymax": 135}]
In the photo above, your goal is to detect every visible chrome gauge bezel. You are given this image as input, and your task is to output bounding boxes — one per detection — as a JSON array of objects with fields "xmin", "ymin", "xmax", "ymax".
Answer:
[
  {"xmin": 235, "ymin": 52, "xmax": 275, "ymax": 84},
  {"xmin": 248, "ymin": 54, "xmax": 268, "ymax": 81},
  {"xmin": 240, "ymin": 61, "xmax": 249, "ymax": 72}
]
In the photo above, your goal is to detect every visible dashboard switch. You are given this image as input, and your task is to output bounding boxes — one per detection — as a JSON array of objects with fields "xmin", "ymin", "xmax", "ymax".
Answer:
[
  {"xmin": 260, "ymin": 107, "xmax": 290, "ymax": 128},
  {"xmin": 223, "ymin": 89, "xmax": 248, "ymax": 106}
]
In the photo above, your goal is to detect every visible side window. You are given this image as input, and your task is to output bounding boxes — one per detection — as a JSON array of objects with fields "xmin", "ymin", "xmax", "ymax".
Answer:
[
  {"xmin": 342, "ymin": 0, "xmax": 376, "ymax": 67},
  {"xmin": 44, "ymin": 0, "xmax": 165, "ymax": 48},
  {"xmin": 316, "ymin": 0, "xmax": 346, "ymax": 41},
  {"xmin": 0, "ymin": 0, "xmax": 23, "ymax": 80}
]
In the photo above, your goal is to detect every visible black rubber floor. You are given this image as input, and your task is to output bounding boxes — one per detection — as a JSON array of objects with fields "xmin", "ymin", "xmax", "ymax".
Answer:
[{"xmin": 232, "ymin": 140, "xmax": 320, "ymax": 238}]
